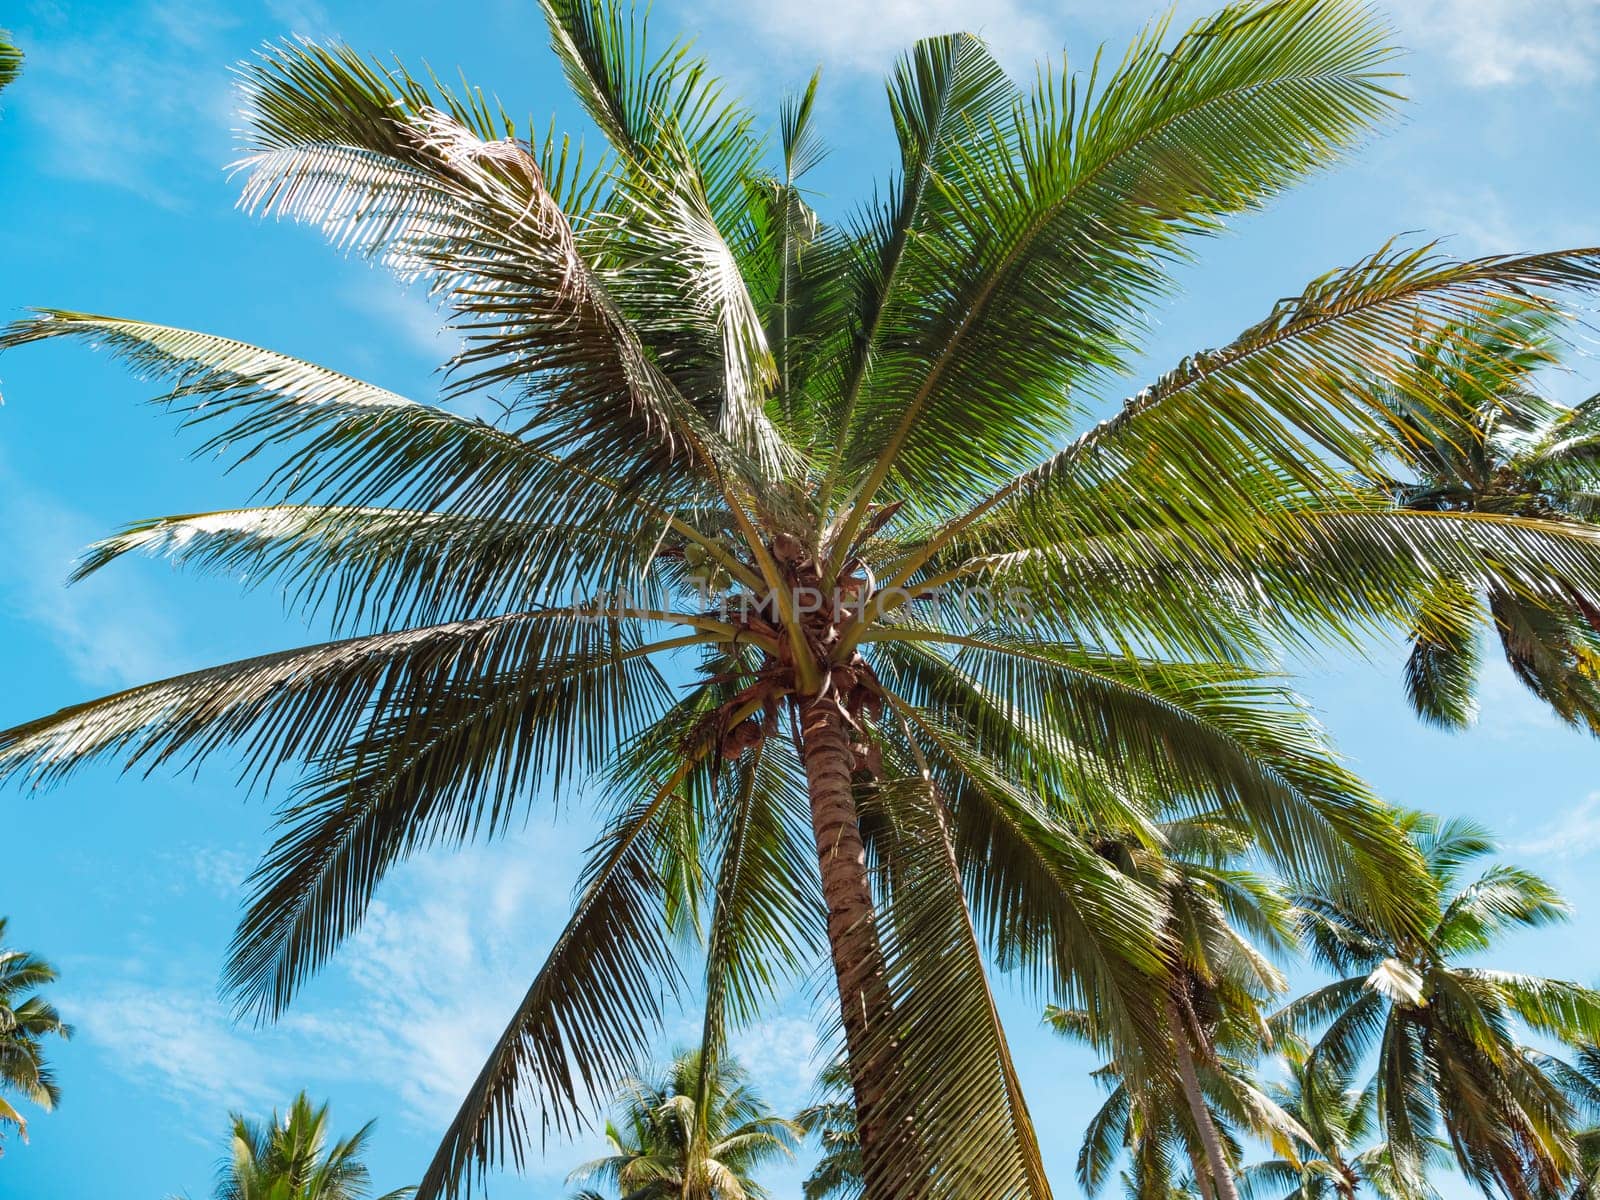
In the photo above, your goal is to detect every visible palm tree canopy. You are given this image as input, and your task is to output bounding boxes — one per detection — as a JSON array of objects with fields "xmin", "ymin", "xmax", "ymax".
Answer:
[
  {"xmin": 0, "ymin": 916, "xmax": 70, "ymax": 1151},
  {"xmin": 183, "ymin": 1092, "xmax": 411, "ymax": 1200},
  {"xmin": 1274, "ymin": 814, "xmax": 1600, "ymax": 1200},
  {"xmin": 1374, "ymin": 306, "xmax": 1600, "ymax": 731},
  {"xmin": 0, "ymin": 31, "xmax": 21, "ymax": 93},
  {"xmin": 1238, "ymin": 1045, "xmax": 1450, "ymax": 1200},
  {"xmin": 1048, "ymin": 815, "xmax": 1305, "ymax": 1200},
  {"xmin": 796, "ymin": 1059, "xmax": 863, "ymax": 1200},
  {"xmin": 7, "ymin": 3, "xmax": 1600, "ymax": 1198},
  {"xmin": 569, "ymin": 1048, "xmax": 798, "ymax": 1199}
]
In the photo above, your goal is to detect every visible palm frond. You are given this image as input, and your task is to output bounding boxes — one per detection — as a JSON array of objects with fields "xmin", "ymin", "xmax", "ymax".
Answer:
[{"xmin": 416, "ymin": 775, "xmax": 694, "ymax": 1199}]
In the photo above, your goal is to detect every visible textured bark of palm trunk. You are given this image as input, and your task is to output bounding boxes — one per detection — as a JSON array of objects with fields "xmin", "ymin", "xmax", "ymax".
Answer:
[
  {"xmin": 797, "ymin": 699, "xmax": 902, "ymax": 1197},
  {"xmin": 1167, "ymin": 999, "xmax": 1241, "ymax": 1200}
]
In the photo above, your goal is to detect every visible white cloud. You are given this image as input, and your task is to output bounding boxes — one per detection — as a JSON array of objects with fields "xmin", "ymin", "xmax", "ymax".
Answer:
[
  {"xmin": 696, "ymin": 0, "xmax": 1057, "ymax": 76},
  {"xmin": 1515, "ymin": 792, "xmax": 1600, "ymax": 859},
  {"xmin": 0, "ymin": 456, "xmax": 184, "ymax": 689},
  {"xmin": 1471, "ymin": 654, "xmax": 1571, "ymax": 742},
  {"xmin": 1389, "ymin": 0, "xmax": 1600, "ymax": 87},
  {"xmin": 70, "ymin": 820, "xmax": 599, "ymax": 1132},
  {"xmin": 264, "ymin": 0, "xmax": 337, "ymax": 38},
  {"xmin": 731, "ymin": 1014, "xmax": 823, "ymax": 1111},
  {"xmin": 13, "ymin": 0, "xmax": 236, "ymax": 206}
]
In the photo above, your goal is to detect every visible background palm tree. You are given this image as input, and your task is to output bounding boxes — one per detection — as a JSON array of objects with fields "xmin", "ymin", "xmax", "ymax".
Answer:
[
  {"xmin": 0, "ymin": 916, "xmax": 69, "ymax": 1152},
  {"xmin": 0, "ymin": 30, "xmax": 20, "ymax": 94},
  {"xmin": 568, "ymin": 1048, "xmax": 798, "ymax": 1200},
  {"xmin": 174, "ymin": 1092, "xmax": 411, "ymax": 1200},
  {"xmin": 1546, "ymin": 1046, "xmax": 1600, "ymax": 1200},
  {"xmin": 1048, "ymin": 816, "xmax": 1305, "ymax": 1200},
  {"xmin": 796, "ymin": 1060, "xmax": 862, "ymax": 1200},
  {"xmin": 11, "ymin": 3, "xmax": 1600, "ymax": 1197},
  {"xmin": 1275, "ymin": 814, "xmax": 1600, "ymax": 1200},
  {"xmin": 1238, "ymin": 1047, "xmax": 1443, "ymax": 1200},
  {"xmin": 1369, "ymin": 306, "xmax": 1600, "ymax": 731}
]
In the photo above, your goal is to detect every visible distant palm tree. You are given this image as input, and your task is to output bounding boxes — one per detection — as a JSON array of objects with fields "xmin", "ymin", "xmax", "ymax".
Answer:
[
  {"xmin": 1049, "ymin": 817, "xmax": 1305, "ymax": 1200},
  {"xmin": 568, "ymin": 1049, "xmax": 798, "ymax": 1199},
  {"xmin": 1238, "ymin": 1047, "xmax": 1442, "ymax": 1200},
  {"xmin": 1276, "ymin": 814, "xmax": 1600, "ymax": 1200},
  {"xmin": 12, "ymin": 2, "xmax": 1600, "ymax": 1196},
  {"xmin": 179, "ymin": 1092, "xmax": 411, "ymax": 1200},
  {"xmin": 1054, "ymin": 1043, "xmax": 1241, "ymax": 1200},
  {"xmin": 1372, "ymin": 306, "xmax": 1600, "ymax": 731},
  {"xmin": 0, "ymin": 30, "xmax": 20, "ymax": 94},
  {"xmin": 0, "ymin": 917, "xmax": 69, "ymax": 1152},
  {"xmin": 796, "ymin": 1059, "xmax": 862, "ymax": 1200}
]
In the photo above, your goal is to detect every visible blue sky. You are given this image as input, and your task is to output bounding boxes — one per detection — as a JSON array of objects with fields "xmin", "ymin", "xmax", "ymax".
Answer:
[{"xmin": 1, "ymin": 0, "xmax": 1599, "ymax": 1196}]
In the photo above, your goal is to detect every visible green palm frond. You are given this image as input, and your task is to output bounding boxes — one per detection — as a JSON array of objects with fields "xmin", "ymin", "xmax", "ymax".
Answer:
[
  {"xmin": 856, "ymin": 778, "xmax": 1052, "ymax": 1199},
  {"xmin": 420, "ymin": 778, "xmax": 694, "ymax": 1196},
  {"xmin": 0, "ymin": 920, "xmax": 69, "ymax": 1144},
  {"xmin": 829, "ymin": 0, "xmax": 1402, "ymax": 534}
]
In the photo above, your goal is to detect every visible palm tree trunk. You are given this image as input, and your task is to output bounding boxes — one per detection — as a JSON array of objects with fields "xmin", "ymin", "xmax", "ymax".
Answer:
[
  {"xmin": 1167, "ymin": 997, "xmax": 1241, "ymax": 1200},
  {"xmin": 797, "ymin": 700, "xmax": 902, "ymax": 1196}
]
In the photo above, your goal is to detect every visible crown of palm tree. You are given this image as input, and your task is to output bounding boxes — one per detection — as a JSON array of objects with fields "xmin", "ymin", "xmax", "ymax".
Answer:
[
  {"xmin": 0, "ymin": 916, "xmax": 69, "ymax": 1152},
  {"xmin": 568, "ymin": 1048, "xmax": 798, "ymax": 1200},
  {"xmin": 8, "ymin": 3, "xmax": 1600, "ymax": 1198},
  {"xmin": 1370, "ymin": 306, "xmax": 1600, "ymax": 732},
  {"xmin": 0, "ymin": 31, "xmax": 20, "ymax": 94},
  {"xmin": 1238, "ymin": 1044, "xmax": 1453, "ymax": 1200},
  {"xmin": 1049, "ymin": 816, "xmax": 1307, "ymax": 1200},
  {"xmin": 182, "ymin": 1092, "xmax": 411, "ymax": 1200},
  {"xmin": 1275, "ymin": 814, "xmax": 1600, "ymax": 1200}
]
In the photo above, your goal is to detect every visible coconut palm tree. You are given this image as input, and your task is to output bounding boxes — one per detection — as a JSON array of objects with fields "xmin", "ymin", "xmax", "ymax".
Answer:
[
  {"xmin": 1237, "ymin": 1047, "xmax": 1442, "ymax": 1200},
  {"xmin": 568, "ymin": 1048, "xmax": 798, "ymax": 1199},
  {"xmin": 1544, "ymin": 1045, "xmax": 1600, "ymax": 1200},
  {"xmin": 1274, "ymin": 815, "xmax": 1600, "ymax": 1200},
  {"xmin": 178, "ymin": 1092, "xmax": 412, "ymax": 1200},
  {"xmin": 1371, "ymin": 306, "xmax": 1600, "ymax": 731},
  {"xmin": 1056, "ymin": 1040, "xmax": 1240, "ymax": 1200},
  {"xmin": 0, "ymin": 31, "xmax": 20, "ymax": 94},
  {"xmin": 9, "ymin": 3, "xmax": 1600, "ymax": 1197},
  {"xmin": 0, "ymin": 917, "xmax": 69, "ymax": 1152},
  {"xmin": 796, "ymin": 1060, "xmax": 862, "ymax": 1200},
  {"xmin": 1048, "ymin": 817, "xmax": 1305, "ymax": 1200}
]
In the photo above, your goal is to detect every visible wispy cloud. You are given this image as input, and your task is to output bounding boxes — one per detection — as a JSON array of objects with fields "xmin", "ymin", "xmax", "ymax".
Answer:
[
  {"xmin": 0, "ymin": 456, "xmax": 184, "ymax": 689},
  {"xmin": 1389, "ymin": 0, "xmax": 1600, "ymax": 88},
  {"xmin": 1515, "ymin": 792, "xmax": 1600, "ymax": 860},
  {"xmin": 343, "ymin": 277, "xmax": 460, "ymax": 366},
  {"xmin": 11, "ymin": 0, "xmax": 237, "ymax": 207},
  {"xmin": 69, "ymin": 820, "xmax": 601, "ymax": 1133},
  {"xmin": 731, "ymin": 1014, "xmax": 824, "ymax": 1111},
  {"xmin": 693, "ymin": 0, "xmax": 1057, "ymax": 76},
  {"xmin": 264, "ymin": 0, "xmax": 337, "ymax": 38}
]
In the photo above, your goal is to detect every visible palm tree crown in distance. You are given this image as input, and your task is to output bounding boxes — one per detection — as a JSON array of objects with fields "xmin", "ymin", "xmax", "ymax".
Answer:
[
  {"xmin": 1048, "ymin": 816, "xmax": 1305, "ymax": 1200},
  {"xmin": 0, "ymin": 917, "xmax": 69, "ymax": 1152},
  {"xmin": 1237, "ymin": 1046, "xmax": 1442, "ymax": 1200},
  {"xmin": 796, "ymin": 1059, "xmax": 863, "ymax": 1200},
  {"xmin": 9, "ymin": 2, "xmax": 1600, "ymax": 1197},
  {"xmin": 1274, "ymin": 815, "xmax": 1600, "ymax": 1200},
  {"xmin": 0, "ymin": 31, "xmax": 21, "ymax": 94},
  {"xmin": 1371, "ymin": 306, "xmax": 1600, "ymax": 732},
  {"xmin": 568, "ymin": 1047, "xmax": 798, "ymax": 1199},
  {"xmin": 174, "ymin": 1092, "xmax": 411, "ymax": 1200}
]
